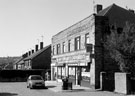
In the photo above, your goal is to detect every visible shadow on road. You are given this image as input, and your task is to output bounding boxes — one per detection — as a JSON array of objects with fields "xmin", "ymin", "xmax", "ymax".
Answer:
[
  {"xmin": 62, "ymin": 89, "xmax": 86, "ymax": 92},
  {"xmin": 30, "ymin": 86, "xmax": 48, "ymax": 90},
  {"xmin": 62, "ymin": 89, "xmax": 97, "ymax": 93},
  {"xmin": 0, "ymin": 92, "xmax": 18, "ymax": 96},
  {"xmin": 72, "ymin": 89, "xmax": 85, "ymax": 92},
  {"xmin": 46, "ymin": 86, "xmax": 56, "ymax": 88}
]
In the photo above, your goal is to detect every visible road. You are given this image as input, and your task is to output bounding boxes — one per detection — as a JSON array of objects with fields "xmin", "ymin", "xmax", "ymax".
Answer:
[
  {"xmin": 0, "ymin": 82, "xmax": 128, "ymax": 96},
  {"xmin": 0, "ymin": 82, "xmax": 61, "ymax": 96}
]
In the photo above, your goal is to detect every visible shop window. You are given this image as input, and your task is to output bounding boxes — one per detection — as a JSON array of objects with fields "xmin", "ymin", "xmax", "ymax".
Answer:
[{"xmin": 71, "ymin": 67, "xmax": 73, "ymax": 70}]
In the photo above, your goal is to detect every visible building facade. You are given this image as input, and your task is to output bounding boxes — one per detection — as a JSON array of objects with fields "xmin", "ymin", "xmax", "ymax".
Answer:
[
  {"xmin": 51, "ymin": 13, "xmax": 108, "ymax": 88},
  {"xmin": 51, "ymin": 4, "xmax": 135, "ymax": 89}
]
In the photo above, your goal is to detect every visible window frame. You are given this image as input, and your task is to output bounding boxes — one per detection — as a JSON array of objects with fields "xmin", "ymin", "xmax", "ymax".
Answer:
[
  {"xmin": 75, "ymin": 36, "xmax": 81, "ymax": 50},
  {"xmin": 62, "ymin": 42, "xmax": 66, "ymax": 53},
  {"xmin": 68, "ymin": 40, "xmax": 71, "ymax": 52},
  {"xmin": 52, "ymin": 45, "xmax": 55, "ymax": 55},
  {"xmin": 57, "ymin": 44, "xmax": 61, "ymax": 54},
  {"xmin": 85, "ymin": 33, "xmax": 90, "ymax": 44}
]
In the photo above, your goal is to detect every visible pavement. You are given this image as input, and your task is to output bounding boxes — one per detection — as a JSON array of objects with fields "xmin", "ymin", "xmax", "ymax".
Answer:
[
  {"xmin": 45, "ymin": 80, "xmax": 91, "ymax": 92},
  {"xmin": 45, "ymin": 80, "xmax": 134, "ymax": 96}
]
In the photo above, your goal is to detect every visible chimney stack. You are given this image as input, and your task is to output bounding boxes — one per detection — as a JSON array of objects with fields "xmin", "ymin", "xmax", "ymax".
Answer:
[
  {"xmin": 22, "ymin": 54, "xmax": 26, "ymax": 58},
  {"xmin": 94, "ymin": 4, "xmax": 102, "ymax": 14},
  {"xmin": 26, "ymin": 52, "xmax": 28, "ymax": 57},
  {"xmin": 28, "ymin": 51, "xmax": 31, "ymax": 56},
  {"xmin": 129, "ymin": 9, "xmax": 134, "ymax": 13},
  {"xmin": 35, "ymin": 44, "xmax": 38, "ymax": 52},
  {"xmin": 40, "ymin": 42, "xmax": 43, "ymax": 49},
  {"xmin": 31, "ymin": 50, "xmax": 34, "ymax": 54}
]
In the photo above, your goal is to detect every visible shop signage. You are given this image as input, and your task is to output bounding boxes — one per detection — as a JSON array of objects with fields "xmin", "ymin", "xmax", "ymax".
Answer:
[{"xmin": 56, "ymin": 54, "xmax": 90, "ymax": 63}]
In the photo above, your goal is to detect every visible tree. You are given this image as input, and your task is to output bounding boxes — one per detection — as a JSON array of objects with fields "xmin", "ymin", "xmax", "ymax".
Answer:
[{"xmin": 105, "ymin": 22, "xmax": 135, "ymax": 75}]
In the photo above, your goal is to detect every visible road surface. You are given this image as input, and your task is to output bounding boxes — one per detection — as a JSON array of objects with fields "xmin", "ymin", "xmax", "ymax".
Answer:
[{"xmin": 0, "ymin": 82, "xmax": 127, "ymax": 96}]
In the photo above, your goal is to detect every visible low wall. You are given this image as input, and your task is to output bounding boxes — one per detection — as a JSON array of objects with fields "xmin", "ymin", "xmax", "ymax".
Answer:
[{"xmin": 100, "ymin": 72, "xmax": 115, "ymax": 91}]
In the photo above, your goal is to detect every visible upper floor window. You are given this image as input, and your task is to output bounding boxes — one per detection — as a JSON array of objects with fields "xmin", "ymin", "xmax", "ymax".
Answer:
[
  {"xmin": 62, "ymin": 42, "xmax": 66, "ymax": 53},
  {"xmin": 75, "ymin": 36, "xmax": 81, "ymax": 50},
  {"xmin": 68, "ymin": 40, "xmax": 71, "ymax": 52},
  {"xmin": 52, "ymin": 45, "xmax": 55, "ymax": 55},
  {"xmin": 85, "ymin": 33, "xmax": 90, "ymax": 44},
  {"xmin": 57, "ymin": 44, "xmax": 61, "ymax": 54}
]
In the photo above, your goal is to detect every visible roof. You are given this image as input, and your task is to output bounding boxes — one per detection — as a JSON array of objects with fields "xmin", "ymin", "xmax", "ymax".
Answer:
[
  {"xmin": 97, "ymin": 3, "xmax": 135, "ymax": 27},
  {"xmin": 97, "ymin": 4, "xmax": 115, "ymax": 16},
  {"xmin": 24, "ymin": 44, "xmax": 51, "ymax": 61},
  {"xmin": 18, "ymin": 59, "xmax": 24, "ymax": 65},
  {"xmin": 53, "ymin": 4, "xmax": 135, "ymax": 39},
  {"xmin": 14, "ymin": 57, "xmax": 24, "ymax": 65},
  {"xmin": 52, "ymin": 14, "xmax": 94, "ymax": 38}
]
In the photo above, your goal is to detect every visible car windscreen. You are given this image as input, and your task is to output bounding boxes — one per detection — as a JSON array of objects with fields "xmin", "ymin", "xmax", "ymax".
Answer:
[{"xmin": 31, "ymin": 76, "xmax": 43, "ymax": 80}]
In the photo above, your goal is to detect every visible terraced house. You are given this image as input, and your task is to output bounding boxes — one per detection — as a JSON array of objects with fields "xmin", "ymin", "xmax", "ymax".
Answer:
[
  {"xmin": 24, "ymin": 43, "xmax": 51, "ymax": 70},
  {"xmin": 14, "ymin": 42, "xmax": 51, "ymax": 71},
  {"xmin": 51, "ymin": 4, "xmax": 135, "ymax": 89}
]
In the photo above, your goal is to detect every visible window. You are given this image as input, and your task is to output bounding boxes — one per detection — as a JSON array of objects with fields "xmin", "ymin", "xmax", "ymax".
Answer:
[
  {"xmin": 85, "ymin": 33, "xmax": 90, "ymax": 44},
  {"xmin": 62, "ymin": 42, "xmax": 66, "ymax": 53},
  {"xmin": 57, "ymin": 44, "xmax": 61, "ymax": 54},
  {"xmin": 52, "ymin": 46, "xmax": 55, "ymax": 55},
  {"xmin": 68, "ymin": 40, "xmax": 71, "ymax": 52},
  {"xmin": 75, "ymin": 36, "xmax": 81, "ymax": 50}
]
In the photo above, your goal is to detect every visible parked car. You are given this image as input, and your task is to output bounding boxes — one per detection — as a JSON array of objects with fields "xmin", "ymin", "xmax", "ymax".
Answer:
[{"xmin": 27, "ymin": 75, "xmax": 45, "ymax": 89}]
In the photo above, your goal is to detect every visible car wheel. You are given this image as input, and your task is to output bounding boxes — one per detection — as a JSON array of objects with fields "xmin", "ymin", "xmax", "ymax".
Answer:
[
  {"xmin": 27, "ymin": 84, "xmax": 29, "ymax": 88},
  {"xmin": 30, "ymin": 84, "xmax": 33, "ymax": 89},
  {"xmin": 26, "ymin": 83, "xmax": 29, "ymax": 88}
]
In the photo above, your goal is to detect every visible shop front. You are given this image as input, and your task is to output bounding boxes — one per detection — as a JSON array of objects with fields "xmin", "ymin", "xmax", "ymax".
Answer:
[{"xmin": 51, "ymin": 52, "xmax": 91, "ymax": 87}]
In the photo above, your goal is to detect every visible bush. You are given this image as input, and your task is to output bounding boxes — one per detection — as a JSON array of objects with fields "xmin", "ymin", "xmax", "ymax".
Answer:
[{"xmin": 105, "ymin": 22, "xmax": 135, "ymax": 75}]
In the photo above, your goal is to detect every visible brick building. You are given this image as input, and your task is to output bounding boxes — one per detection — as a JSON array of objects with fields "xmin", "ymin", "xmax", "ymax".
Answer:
[
  {"xmin": 24, "ymin": 44, "xmax": 51, "ymax": 70},
  {"xmin": 51, "ymin": 4, "xmax": 135, "ymax": 89}
]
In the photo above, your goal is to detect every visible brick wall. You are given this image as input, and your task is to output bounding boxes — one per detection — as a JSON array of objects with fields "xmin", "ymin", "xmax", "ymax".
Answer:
[
  {"xmin": 51, "ymin": 14, "xmax": 120, "ymax": 89},
  {"xmin": 52, "ymin": 14, "xmax": 95, "ymax": 56},
  {"xmin": 94, "ymin": 15, "xmax": 109, "ymax": 88}
]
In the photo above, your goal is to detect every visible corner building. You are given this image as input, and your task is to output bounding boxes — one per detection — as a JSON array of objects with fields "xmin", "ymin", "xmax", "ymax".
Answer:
[
  {"xmin": 51, "ymin": 14, "xmax": 108, "ymax": 88},
  {"xmin": 51, "ymin": 4, "xmax": 135, "ymax": 89}
]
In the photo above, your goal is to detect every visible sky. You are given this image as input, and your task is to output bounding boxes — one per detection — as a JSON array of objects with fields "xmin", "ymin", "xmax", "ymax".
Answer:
[{"xmin": 0, "ymin": 0, "xmax": 135, "ymax": 57}]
